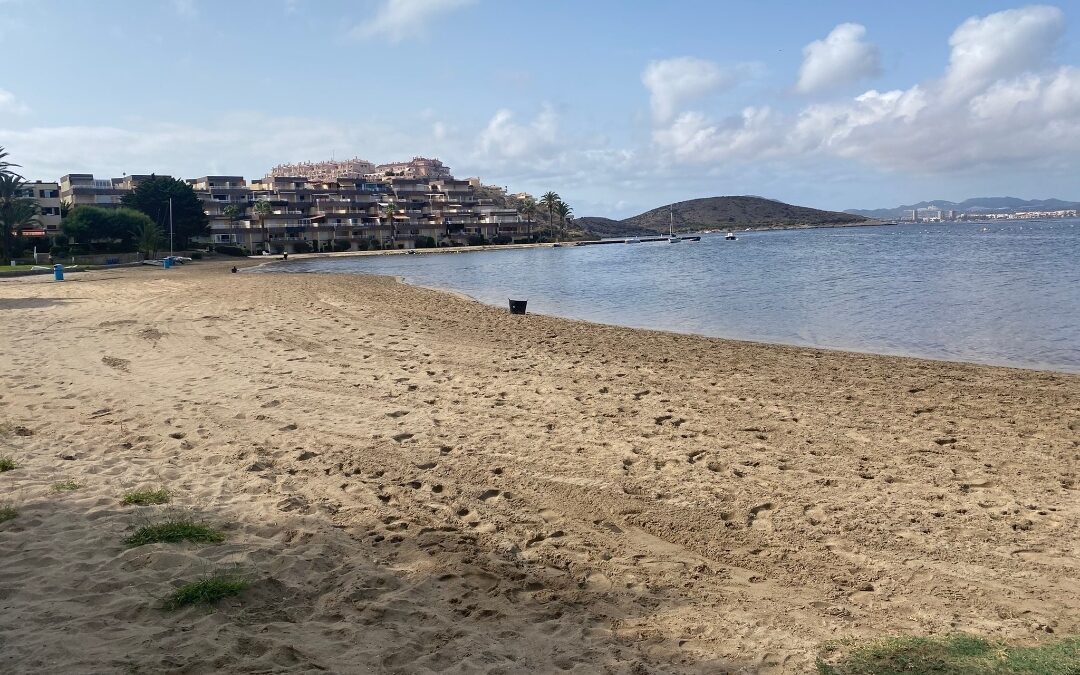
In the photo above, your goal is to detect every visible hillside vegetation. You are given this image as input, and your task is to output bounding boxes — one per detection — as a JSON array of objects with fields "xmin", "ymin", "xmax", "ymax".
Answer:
[{"xmin": 579, "ymin": 196, "xmax": 866, "ymax": 237}]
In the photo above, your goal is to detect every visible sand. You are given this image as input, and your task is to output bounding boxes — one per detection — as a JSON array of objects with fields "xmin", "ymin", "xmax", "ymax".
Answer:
[{"xmin": 1, "ymin": 260, "xmax": 1077, "ymax": 674}]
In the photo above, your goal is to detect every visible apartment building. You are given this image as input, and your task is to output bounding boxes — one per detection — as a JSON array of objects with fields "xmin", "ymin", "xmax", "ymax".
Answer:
[
  {"xmin": 21, "ymin": 180, "xmax": 62, "ymax": 234},
  {"xmin": 59, "ymin": 173, "xmax": 167, "ymax": 207},
  {"xmin": 194, "ymin": 174, "xmax": 528, "ymax": 252}
]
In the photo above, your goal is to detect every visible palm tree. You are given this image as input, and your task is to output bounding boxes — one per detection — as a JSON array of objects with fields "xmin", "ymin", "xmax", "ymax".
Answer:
[
  {"xmin": 518, "ymin": 196, "xmax": 537, "ymax": 241},
  {"xmin": 133, "ymin": 219, "xmax": 163, "ymax": 259},
  {"xmin": 539, "ymin": 191, "xmax": 560, "ymax": 241},
  {"xmin": 252, "ymin": 199, "xmax": 272, "ymax": 253},
  {"xmin": 555, "ymin": 201, "xmax": 573, "ymax": 240},
  {"xmin": 0, "ymin": 172, "xmax": 36, "ymax": 264},
  {"xmin": 0, "ymin": 145, "xmax": 18, "ymax": 176},
  {"xmin": 383, "ymin": 201, "xmax": 400, "ymax": 248}
]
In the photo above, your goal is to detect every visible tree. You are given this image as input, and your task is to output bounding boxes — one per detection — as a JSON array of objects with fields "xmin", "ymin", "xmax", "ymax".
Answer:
[
  {"xmin": 555, "ymin": 200, "xmax": 573, "ymax": 239},
  {"xmin": 0, "ymin": 145, "xmax": 18, "ymax": 175},
  {"xmin": 61, "ymin": 206, "xmax": 113, "ymax": 244},
  {"xmin": 518, "ymin": 196, "xmax": 537, "ymax": 240},
  {"xmin": 222, "ymin": 203, "xmax": 245, "ymax": 221},
  {"xmin": 0, "ymin": 172, "xmax": 37, "ymax": 264},
  {"xmin": 61, "ymin": 205, "xmax": 155, "ymax": 252},
  {"xmin": 133, "ymin": 218, "xmax": 163, "ymax": 259},
  {"xmin": 383, "ymin": 201, "xmax": 400, "ymax": 247},
  {"xmin": 120, "ymin": 175, "xmax": 209, "ymax": 249},
  {"xmin": 252, "ymin": 200, "xmax": 271, "ymax": 253},
  {"xmin": 539, "ymin": 191, "xmax": 560, "ymax": 241}
]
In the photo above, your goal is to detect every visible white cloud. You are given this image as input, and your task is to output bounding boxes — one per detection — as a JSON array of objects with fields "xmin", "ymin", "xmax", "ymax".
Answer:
[
  {"xmin": 642, "ymin": 57, "xmax": 744, "ymax": 123},
  {"xmin": 944, "ymin": 5, "xmax": 1064, "ymax": 96},
  {"xmin": 476, "ymin": 104, "xmax": 558, "ymax": 160},
  {"xmin": 650, "ymin": 6, "xmax": 1080, "ymax": 174},
  {"xmin": 172, "ymin": 0, "xmax": 197, "ymax": 18},
  {"xmin": 796, "ymin": 23, "xmax": 880, "ymax": 94},
  {"xmin": 350, "ymin": 0, "xmax": 476, "ymax": 43},
  {"xmin": 0, "ymin": 88, "xmax": 29, "ymax": 115}
]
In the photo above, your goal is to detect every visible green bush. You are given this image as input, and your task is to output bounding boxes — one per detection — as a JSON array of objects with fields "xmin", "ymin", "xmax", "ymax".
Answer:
[
  {"xmin": 415, "ymin": 236, "xmax": 436, "ymax": 249},
  {"xmin": 466, "ymin": 235, "xmax": 486, "ymax": 246},
  {"xmin": 162, "ymin": 573, "xmax": 249, "ymax": 610},
  {"xmin": 189, "ymin": 250, "xmax": 203, "ymax": 260},
  {"xmin": 490, "ymin": 235, "xmax": 512, "ymax": 245},
  {"xmin": 122, "ymin": 488, "xmax": 170, "ymax": 506},
  {"xmin": 213, "ymin": 244, "xmax": 248, "ymax": 257},
  {"xmin": 125, "ymin": 520, "xmax": 224, "ymax": 547}
]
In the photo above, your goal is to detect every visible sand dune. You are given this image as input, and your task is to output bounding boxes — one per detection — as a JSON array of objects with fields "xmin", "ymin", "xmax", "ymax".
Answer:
[{"xmin": 1, "ymin": 261, "xmax": 1077, "ymax": 674}]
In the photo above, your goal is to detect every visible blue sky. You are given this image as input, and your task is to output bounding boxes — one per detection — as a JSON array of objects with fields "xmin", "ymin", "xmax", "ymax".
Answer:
[{"xmin": 3, "ymin": 0, "xmax": 1080, "ymax": 216}]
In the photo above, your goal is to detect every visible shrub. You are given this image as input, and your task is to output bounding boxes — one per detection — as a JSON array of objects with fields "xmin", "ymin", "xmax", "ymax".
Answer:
[
  {"xmin": 0, "ymin": 506, "xmax": 16, "ymax": 524},
  {"xmin": 53, "ymin": 479, "xmax": 81, "ymax": 492},
  {"xmin": 817, "ymin": 634, "xmax": 1080, "ymax": 674},
  {"xmin": 292, "ymin": 241, "xmax": 313, "ymax": 254},
  {"xmin": 490, "ymin": 235, "xmax": 512, "ymax": 245},
  {"xmin": 331, "ymin": 239, "xmax": 351, "ymax": 252},
  {"xmin": 213, "ymin": 244, "xmax": 248, "ymax": 257},
  {"xmin": 122, "ymin": 488, "xmax": 170, "ymax": 505},
  {"xmin": 0, "ymin": 456, "xmax": 16, "ymax": 472},
  {"xmin": 124, "ymin": 519, "xmax": 224, "ymax": 547},
  {"xmin": 189, "ymin": 250, "xmax": 203, "ymax": 260},
  {"xmin": 466, "ymin": 235, "xmax": 486, "ymax": 246},
  {"xmin": 161, "ymin": 573, "xmax": 249, "ymax": 610},
  {"xmin": 414, "ymin": 236, "xmax": 436, "ymax": 249}
]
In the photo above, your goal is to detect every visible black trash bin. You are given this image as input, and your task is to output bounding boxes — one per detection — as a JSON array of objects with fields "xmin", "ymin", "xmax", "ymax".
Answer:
[{"xmin": 508, "ymin": 299, "xmax": 527, "ymax": 315}]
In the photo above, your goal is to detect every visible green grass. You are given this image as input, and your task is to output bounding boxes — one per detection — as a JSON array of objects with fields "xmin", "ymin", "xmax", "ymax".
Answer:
[
  {"xmin": 124, "ymin": 520, "xmax": 224, "ymax": 548},
  {"xmin": 53, "ymin": 479, "xmax": 81, "ymax": 492},
  {"xmin": 121, "ymin": 488, "xmax": 170, "ymax": 506},
  {"xmin": 161, "ymin": 573, "xmax": 249, "ymax": 610},
  {"xmin": 0, "ymin": 506, "xmax": 16, "ymax": 523},
  {"xmin": 817, "ymin": 634, "xmax": 1080, "ymax": 674},
  {"xmin": 0, "ymin": 455, "xmax": 17, "ymax": 472}
]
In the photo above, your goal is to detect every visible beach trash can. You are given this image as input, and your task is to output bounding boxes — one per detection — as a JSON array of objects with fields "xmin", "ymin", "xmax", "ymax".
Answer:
[
  {"xmin": 509, "ymin": 299, "xmax": 527, "ymax": 315},
  {"xmin": 53, "ymin": 264, "xmax": 64, "ymax": 281},
  {"xmin": 163, "ymin": 257, "xmax": 174, "ymax": 269}
]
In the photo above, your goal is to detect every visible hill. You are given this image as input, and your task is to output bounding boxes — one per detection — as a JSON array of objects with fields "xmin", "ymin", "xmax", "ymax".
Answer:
[
  {"xmin": 579, "ymin": 196, "xmax": 867, "ymax": 237},
  {"xmin": 846, "ymin": 197, "xmax": 1080, "ymax": 219}
]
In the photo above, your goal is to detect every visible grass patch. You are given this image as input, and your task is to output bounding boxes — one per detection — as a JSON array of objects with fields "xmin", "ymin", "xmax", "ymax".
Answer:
[
  {"xmin": 53, "ymin": 479, "xmax": 81, "ymax": 492},
  {"xmin": 817, "ymin": 634, "xmax": 1080, "ymax": 674},
  {"xmin": 161, "ymin": 573, "xmax": 248, "ymax": 610},
  {"xmin": 124, "ymin": 519, "xmax": 224, "ymax": 548},
  {"xmin": 0, "ymin": 455, "xmax": 17, "ymax": 472},
  {"xmin": 121, "ymin": 488, "xmax": 170, "ymax": 506},
  {"xmin": 0, "ymin": 506, "xmax": 16, "ymax": 523}
]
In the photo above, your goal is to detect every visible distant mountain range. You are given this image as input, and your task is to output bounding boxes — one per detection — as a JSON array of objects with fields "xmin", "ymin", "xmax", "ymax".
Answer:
[
  {"xmin": 846, "ymin": 197, "xmax": 1080, "ymax": 219},
  {"xmin": 578, "ymin": 196, "xmax": 866, "ymax": 237}
]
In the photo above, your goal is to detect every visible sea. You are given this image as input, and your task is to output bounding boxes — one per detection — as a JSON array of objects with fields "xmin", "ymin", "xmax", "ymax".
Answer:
[{"xmin": 257, "ymin": 220, "xmax": 1080, "ymax": 374}]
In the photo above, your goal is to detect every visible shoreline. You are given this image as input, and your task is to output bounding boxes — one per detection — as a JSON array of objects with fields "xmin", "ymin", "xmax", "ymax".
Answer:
[
  {"xmin": 253, "ymin": 255, "xmax": 1080, "ymax": 377},
  {"xmin": 1, "ymin": 262, "xmax": 1077, "ymax": 673}
]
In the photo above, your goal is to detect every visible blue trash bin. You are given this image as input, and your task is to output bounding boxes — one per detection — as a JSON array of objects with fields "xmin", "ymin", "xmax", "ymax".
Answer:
[
  {"xmin": 53, "ymin": 264, "xmax": 64, "ymax": 281},
  {"xmin": 163, "ymin": 257, "xmax": 174, "ymax": 269}
]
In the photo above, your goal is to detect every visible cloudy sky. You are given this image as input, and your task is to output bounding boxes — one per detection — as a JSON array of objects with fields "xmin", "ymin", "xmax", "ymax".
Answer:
[{"xmin": 3, "ymin": 1, "xmax": 1079, "ymax": 216}]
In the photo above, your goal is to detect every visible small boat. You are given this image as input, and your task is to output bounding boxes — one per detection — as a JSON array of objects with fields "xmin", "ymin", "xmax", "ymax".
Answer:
[
  {"xmin": 725, "ymin": 232, "xmax": 737, "ymax": 240},
  {"xmin": 668, "ymin": 206, "xmax": 680, "ymax": 242},
  {"xmin": 626, "ymin": 237, "xmax": 641, "ymax": 244}
]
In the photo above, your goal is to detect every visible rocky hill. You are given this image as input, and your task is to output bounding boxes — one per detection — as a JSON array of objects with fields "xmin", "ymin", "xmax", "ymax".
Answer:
[{"xmin": 578, "ymin": 196, "xmax": 867, "ymax": 237}]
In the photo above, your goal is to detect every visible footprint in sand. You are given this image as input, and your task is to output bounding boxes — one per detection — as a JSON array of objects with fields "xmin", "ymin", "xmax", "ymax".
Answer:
[{"xmin": 747, "ymin": 503, "xmax": 774, "ymax": 529}]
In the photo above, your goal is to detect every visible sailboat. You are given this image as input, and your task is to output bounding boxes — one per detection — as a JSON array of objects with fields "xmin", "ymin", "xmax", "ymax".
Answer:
[{"xmin": 668, "ymin": 206, "xmax": 680, "ymax": 243}]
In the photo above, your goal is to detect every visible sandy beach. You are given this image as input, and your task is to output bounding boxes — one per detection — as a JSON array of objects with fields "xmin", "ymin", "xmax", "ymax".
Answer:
[{"xmin": 1, "ymin": 260, "xmax": 1077, "ymax": 674}]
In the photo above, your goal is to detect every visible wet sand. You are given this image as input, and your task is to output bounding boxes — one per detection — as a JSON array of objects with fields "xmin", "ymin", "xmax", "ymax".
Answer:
[{"xmin": 1, "ymin": 261, "xmax": 1077, "ymax": 673}]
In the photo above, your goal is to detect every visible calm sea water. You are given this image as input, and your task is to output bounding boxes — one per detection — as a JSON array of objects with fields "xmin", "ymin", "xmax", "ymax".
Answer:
[{"xmin": 259, "ymin": 220, "xmax": 1080, "ymax": 373}]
